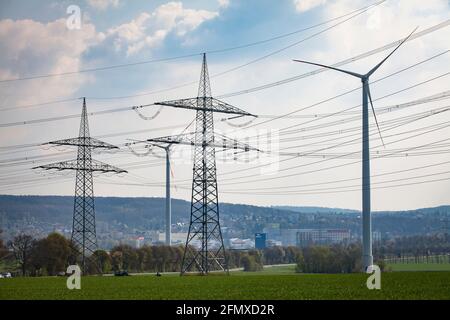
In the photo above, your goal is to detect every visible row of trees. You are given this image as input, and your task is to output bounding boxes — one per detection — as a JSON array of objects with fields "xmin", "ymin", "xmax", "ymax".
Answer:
[
  {"xmin": 5, "ymin": 231, "xmax": 448, "ymax": 276},
  {"xmin": 295, "ymin": 243, "xmax": 381, "ymax": 273},
  {"xmin": 5, "ymin": 233, "xmax": 77, "ymax": 276},
  {"xmin": 375, "ymin": 233, "xmax": 450, "ymax": 258},
  {"xmin": 1, "ymin": 230, "xmax": 307, "ymax": 275}
]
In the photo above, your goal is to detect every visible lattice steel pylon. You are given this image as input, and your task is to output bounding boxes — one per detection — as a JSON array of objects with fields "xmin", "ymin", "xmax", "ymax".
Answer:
[
  {"xmin": 34, "ymin": 98, "xmax": 126, "ymax": 272},
  {"xmin": 140, "ymin": 54, "xmax": 256, "ymax": 275}
]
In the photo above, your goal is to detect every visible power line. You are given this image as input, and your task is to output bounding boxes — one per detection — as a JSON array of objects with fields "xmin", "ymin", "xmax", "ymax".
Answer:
[
  {"xmin": 2, "ymin": 18, "xmax": 447, "ymax": 121},
  {"xmin": 221, "ymin": 174, "xmax": 450, "ymax": 196},
  {"xmin": 0, "ymin": 1, "xmax": 402, "ymax": 111},
  {"xmin": 224, "ymin": 160, "xmax": 450, "ymax": 192},
  {"xmin": 209, "ymin": 106, "xmax": 450, "ymax": 185},
  {"xmin": 92, "ymin": 171, "xmax": 450, "ymax": 197},
  {"xmin": 219, "ymin": 131, "xmax": 450, "ymax": 186},
  {"xmin": 222, "ymin": 49, "xmax": 450, "ymax": 135},
  {"xmin": 217, "ymin": 19, "xmax": 450, "ymax": 99},
  {"xmin": 0, "ymin": 1, "xmax": 384, "ymax": 84},
  {"xmin": 94, "ymin": 105, "xmax": 450, "ymax": 187}
]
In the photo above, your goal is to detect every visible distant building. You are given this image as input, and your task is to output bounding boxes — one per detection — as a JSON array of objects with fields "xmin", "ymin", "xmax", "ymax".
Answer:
[
  {"xmin": 266, "ymin": 239, "xmax": 282, "ymax": 247},
  {"xmin": 255, "ymin": 233, "xmax": 267, "ymax": 249},
  {"xmin": 135, "ymin": 236, "xmax": 145, "ymax": 249},
  {"xmin": 158, "ymin": 232, "xmax": 188, "ymax": 245},
  {"xmin": 297, "ymin": 229, "xmax": 350, "ymax": 247},
  {"xmin": 229, "ymin": 238, "xmax": 254, "ymax": 250}
]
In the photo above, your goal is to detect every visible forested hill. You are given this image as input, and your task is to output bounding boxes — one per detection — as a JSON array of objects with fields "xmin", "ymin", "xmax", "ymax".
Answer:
[
  {"xmin": 0, "ymin": 195, "xmax": 290, "ymax": 228},
  {"xmin": 0, "ymin": 195, "xmax": 449, "ymax": 239}
]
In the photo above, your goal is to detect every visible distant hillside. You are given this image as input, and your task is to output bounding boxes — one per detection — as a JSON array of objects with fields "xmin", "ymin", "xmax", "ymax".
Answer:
[
  {"xmin": 0, "ymin": 195, "xmax": 449, "ymax": 243},
  {"xmin": 273, "ymin": 206, "xmax": 359, "ymax": 214},
  {"xmin": 0, "ymin": 195, "xmax": 288, "ymax": 229}
]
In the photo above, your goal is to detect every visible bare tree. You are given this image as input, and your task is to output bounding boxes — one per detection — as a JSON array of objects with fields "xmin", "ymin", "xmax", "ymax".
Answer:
[{"xmin": 8, "ymin": 234, "xmax": 35, "ymax": 276}]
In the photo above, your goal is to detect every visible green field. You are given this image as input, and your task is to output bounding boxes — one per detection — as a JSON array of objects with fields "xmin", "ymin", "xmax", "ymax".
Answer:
[
  {"xmin": 387, "ymin": 263, "xmax": 450, "ymax": 272},
  {"xmin": 1, "ymin": 269, "xmax": 449, "ymax": 300}
]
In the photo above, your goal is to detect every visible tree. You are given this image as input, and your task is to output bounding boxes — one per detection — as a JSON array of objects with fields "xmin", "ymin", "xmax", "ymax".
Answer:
[
  {"xmin": 29, "ymin": 233, "xmax": 73, "ymax": 276},
  {"xmin": 285, "ymin": 246, "xmax": 302, "ymax": 264},
  {"xmin": 295, "ymin": 251, "xmax": 305, "ymax": 273},
  {"xmin": 152, "ymin": 246, "xmax": 171, "ymax": 272},
  {"xmin": 8, "ymin": 234, "xmax": 36, "ymax": 276},
  {"xmin": 111, "ymin": 251, "xmax": 123, "ymax": 272},
  {"xmin": 139, "ymin": 245, "xmax": 153, "ymax": 272},
  {"xmin": 0, "ymin": 230, "xmax": 9, "ymax": 260},
  {"xmin": 110, "ymin": 245, "xmax": 139, "ymax": 272},
  {"xmin": 241, "ymin": 254, "xmax": 263, "ymax": 272},
  {"xmin": 240, "ymin": 251, "xmax": 263, "ymax": 272},
  {"xmin": 89, "ymin": 250, "xmax": 111, "ymax": 274},
  {"xmin": 263, "ymin": 246, "xmax": 285, "ymax": 265}
]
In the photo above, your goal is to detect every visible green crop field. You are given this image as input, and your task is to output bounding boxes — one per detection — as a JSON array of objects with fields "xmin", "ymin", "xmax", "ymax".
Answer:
[
  {"xmin": 387, "ymin": 263, "xmax": 450, "ymax": 272},
  {"xmin": 1, "ymin": 270, "xmax": 449, "ymax": 300}
]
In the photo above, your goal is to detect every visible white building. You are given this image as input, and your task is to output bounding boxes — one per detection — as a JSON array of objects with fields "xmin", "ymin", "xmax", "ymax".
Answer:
[
  {"xmin": 229, "ymin": 238, "xmax": 254, "ymax": 250},
  {"xmin": 297, "ymin": 229, "xmax": 351, "ymax": 247}
]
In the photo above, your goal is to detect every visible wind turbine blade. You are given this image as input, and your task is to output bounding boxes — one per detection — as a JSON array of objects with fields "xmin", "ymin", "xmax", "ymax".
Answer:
[
  {"xmin": 367, "ymin": 85, "xmax": 385, "ymax": 148},
  {"xmin": 367, "ymin": 26, "xmax": 418, "ymax": 77},
  {"xmin": 293, "ymin": 59, "xmax": 363, "ymax": 78}
]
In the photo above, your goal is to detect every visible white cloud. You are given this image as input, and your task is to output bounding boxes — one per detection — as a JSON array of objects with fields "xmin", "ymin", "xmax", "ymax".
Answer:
[
  {"xmin": 293, "ymin": 0, "xmax": 327, "ymax": 12},
  {"xmin": 106, "ymin": 2, "xmax": 218, "ymax": 56},
  {"xmin": 0, "ymin": 18, "xmax": 102, "ymax": 101},
  {"xmin": 0, "ymin": 18, "xmax": 103, "ymax": 148},
  {"xmin": 86, "ymin": 0, "xmax": 120, "ymax": 10}
]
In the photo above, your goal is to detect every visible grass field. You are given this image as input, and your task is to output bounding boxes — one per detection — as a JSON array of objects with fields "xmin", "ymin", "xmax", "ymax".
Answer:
[
  {"xmin": 1, "ymin": 269, "xmax": 449, "ymax": 300},
  {"xmin": 387, "ymin": 263, "xmax": 450, "ymax": 272}
]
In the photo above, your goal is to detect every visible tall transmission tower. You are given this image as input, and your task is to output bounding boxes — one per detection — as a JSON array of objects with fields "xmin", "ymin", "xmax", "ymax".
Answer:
[
  {"xmin": 137, "ymin": 53, "xmax": 257, "ymax": 274},
  {"xmin": 34, "ymin": 98, "xmax": 126, "ymax": 272},
  {"xmin": 294, "ymin": 28, "xmax": 416, "ymax": 271}
]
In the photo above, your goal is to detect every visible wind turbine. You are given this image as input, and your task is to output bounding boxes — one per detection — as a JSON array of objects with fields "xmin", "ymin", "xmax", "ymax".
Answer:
[
  {"xmin": 126, "ymin": 141, "xmax": 174, "ymax": 246},
  {"xmin": 293, "ymin": 28, "xmax": 417, "ymax": 271}
]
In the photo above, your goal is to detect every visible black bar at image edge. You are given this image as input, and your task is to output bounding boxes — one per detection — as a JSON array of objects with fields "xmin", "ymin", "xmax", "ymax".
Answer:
[{"xmin": 1, "ymin": 300, "xmax": 449, "ymax": 318}]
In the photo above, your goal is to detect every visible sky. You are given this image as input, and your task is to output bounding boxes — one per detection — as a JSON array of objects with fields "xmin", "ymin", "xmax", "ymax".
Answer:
[{"xmin": 0, "ymin": 0, "xmax": 449, "ymax": 211}]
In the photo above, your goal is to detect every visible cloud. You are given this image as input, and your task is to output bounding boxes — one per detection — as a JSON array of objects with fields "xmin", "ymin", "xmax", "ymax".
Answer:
[
  {"xmin": 293, "ymin": 0, "xmax": 327, "ymax": 12},
  {"xmin": 86, "ymin": 0, "xmax": 120, "ymax": 10},
  {"xmin": 106, "ymin": 1, "xmax": 219, "ymax": 56},
  {"xmin": 0, "ymin": 17, "xmax": 104, "ymax": 158},
  {"xmin": 0, "ymin": 18, "xmax": 102, "ymax": 100}
]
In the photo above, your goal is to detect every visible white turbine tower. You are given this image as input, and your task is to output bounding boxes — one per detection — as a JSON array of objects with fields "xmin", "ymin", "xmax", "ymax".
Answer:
[{"xmin": 294, "ymin": 27, "xmax": 417, "ymax": 270}]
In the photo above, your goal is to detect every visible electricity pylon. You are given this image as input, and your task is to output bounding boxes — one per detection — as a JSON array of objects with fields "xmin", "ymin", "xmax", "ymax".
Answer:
[
  {"xmin": 294, "ymin": 28, "xmax": 416, "ymax": 271},
  {"xmin": 138, "ymin": 53, "xmax": 256, "ymax": 275},
  {"xmin": 34, "ymin": 98, "xmax": 126, "ymax": 272}
]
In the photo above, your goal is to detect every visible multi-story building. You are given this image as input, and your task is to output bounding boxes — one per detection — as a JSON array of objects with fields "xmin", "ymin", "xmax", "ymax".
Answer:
[
  {"xmin": 296, "ymin": 229, "xmax": 350, "ymax": 247},
  {"xmin": 255, "ymin": 233, "xmax": 267, "ymax": 249}
]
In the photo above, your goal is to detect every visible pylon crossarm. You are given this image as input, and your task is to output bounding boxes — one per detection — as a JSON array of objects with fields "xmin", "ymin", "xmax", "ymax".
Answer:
[
  {"xmin": 35, "ymin": 159, "xmax": 127, "ymax": 173},
  {"xmin": 147, "ymin": 132, "xmax": 197, "ymax": 145},
  {"xmin": 153, "ymin": 97, "xmax": 255, "ymax": 116},
  {"xmin": 214, "ymin": 134, "xmax": 260, "ymax": 152},
  {"xmin": 47, "ymin": 137, "xmax": 119, "ymax": 149},
  {"xmin": 210, "ymin": 98, "xmax": 256, "ymax": 116},
  {"xmin": 146, "ymin": 133, "xmax": 259, "ymax": 152}
]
